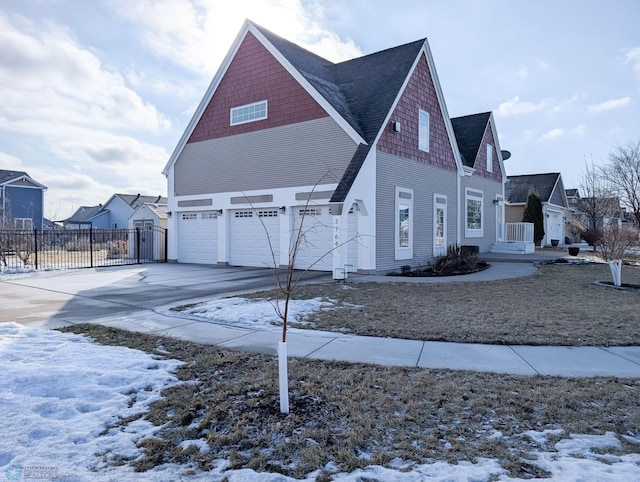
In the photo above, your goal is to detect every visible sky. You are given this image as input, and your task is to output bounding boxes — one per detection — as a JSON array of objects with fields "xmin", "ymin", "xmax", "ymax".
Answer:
[
  {"xmin": 3, "ymin": 320, "xmax": 640, "ymax": 480},
  {"xmin": 0, "ymin": 0, "xmax": 639, "ymax": 220}
]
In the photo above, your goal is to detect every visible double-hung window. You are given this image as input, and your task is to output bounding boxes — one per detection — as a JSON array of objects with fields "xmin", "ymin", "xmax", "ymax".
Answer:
[
  {"xmin": 487, "ymin": 144, "xmax": 493, "ymax": 172},
  {"xmin": 230, "ymin": 100, "xmax": 268, "ymax": 126},
  {"xmin": 465, "ymin": 188, "xmax": 483, "ymax": 238},
  {"xmin": 395, "ymin": 187, "xmax": 413, "ymax": 259}
]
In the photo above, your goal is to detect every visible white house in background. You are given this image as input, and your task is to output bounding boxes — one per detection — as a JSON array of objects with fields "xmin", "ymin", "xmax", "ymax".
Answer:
[
  {"xmin": 163, "ymin": 20, "xmax": 507, "ymax": 275},
  {"xmin": 505, "ymin": 173, "xmax": 569, "ymax": 246},
  {"xmin": 128, "ymin": 202, "xmax": 168, "ymax": 261}
]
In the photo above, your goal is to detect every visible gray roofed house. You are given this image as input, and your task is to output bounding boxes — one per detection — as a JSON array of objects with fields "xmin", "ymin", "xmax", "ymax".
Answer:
[
  {"xmin": 0, "ymin": 169, "xmax": 47, "ymax": 230},
  {"xmin": 63, "ymin": 194, "xmax": 167, "ymax": 229},
  {"xmin": 505, "ymin": 173, "xmax": 569, "ymax": 246},
  {"xmin": 163, "ymin": 19, "xmax": 508, "ymax": 273}
]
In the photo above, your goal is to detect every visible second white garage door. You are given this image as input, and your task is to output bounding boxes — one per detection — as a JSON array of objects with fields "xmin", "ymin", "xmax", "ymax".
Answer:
[
  {"xmin": 177, "ymin": 211, "xmax": 218, "ymax": 264},
  {"xmin": 229, "ymin": 209, "xmax": 280, "ymax": 268}
]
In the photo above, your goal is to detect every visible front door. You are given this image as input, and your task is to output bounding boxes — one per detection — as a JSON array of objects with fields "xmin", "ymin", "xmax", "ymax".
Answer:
[
  {"xmin": 433, "ymin": 194, "xmax": 447, "ymax": 256},
  {"xmin": 495, "ymin": 195, "xmax": 504, "ymax": 242}
]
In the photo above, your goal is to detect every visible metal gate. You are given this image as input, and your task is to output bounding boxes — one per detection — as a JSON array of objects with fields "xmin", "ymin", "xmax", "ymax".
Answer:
[{"xmin": 0, "ymin": 226, "xmax": 167, "ymax": 272}]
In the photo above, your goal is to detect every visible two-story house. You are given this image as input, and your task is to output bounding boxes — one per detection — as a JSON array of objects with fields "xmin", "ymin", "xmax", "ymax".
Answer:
[
  {"xmin": 163, "ymin": 20, "xmax": 507, "ymax": 275},
  {"xmin": 0, "ymin": 170, "xmax": 47, "ymax": 230}
]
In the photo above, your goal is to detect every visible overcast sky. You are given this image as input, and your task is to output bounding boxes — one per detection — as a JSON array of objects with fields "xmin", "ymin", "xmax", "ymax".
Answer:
[{"xmin": 1, "ymin": 0, "xmax": 638, "ymax": 219}]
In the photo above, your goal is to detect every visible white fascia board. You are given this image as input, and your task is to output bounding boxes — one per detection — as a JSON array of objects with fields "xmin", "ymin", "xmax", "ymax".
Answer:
[
  {"xmin": 162, "ymin": 20, "xmax": 253, "ymax": 176},
  {"xmin": 249, "ymin": 24, "xmax": 365, "ymax": 146},
  {"xmin": 3, "ymin": 175, "xmax": 48, "ymax": 190},
  {"xmin": 489, "ymin": 113, "xmax": 507, "ymax": 187}
]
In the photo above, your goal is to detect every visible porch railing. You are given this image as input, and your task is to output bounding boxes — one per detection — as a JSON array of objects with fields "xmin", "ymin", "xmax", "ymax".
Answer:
[{"xmin": 504, "ymin": 222, "xmax": 534, "ymax": 243}]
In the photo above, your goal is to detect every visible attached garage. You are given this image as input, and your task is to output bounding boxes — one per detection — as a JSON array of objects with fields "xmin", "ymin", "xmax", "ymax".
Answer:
[
  {"xmin": 177, "ymin": 211, "xmax": 218, "ymax": 264},
  {"xmin": 293, "ymin": 206, "xmax": 334, "ymax": 271},
  {"xmin": 229, "ymin": 209, "xmax": 280, "ymax": 268}
]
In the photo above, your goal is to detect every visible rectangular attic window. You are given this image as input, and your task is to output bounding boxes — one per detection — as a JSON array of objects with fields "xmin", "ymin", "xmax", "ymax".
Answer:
[{"xmin": 230, "ymin": 100, "xmax": 268, "ymax": 126}]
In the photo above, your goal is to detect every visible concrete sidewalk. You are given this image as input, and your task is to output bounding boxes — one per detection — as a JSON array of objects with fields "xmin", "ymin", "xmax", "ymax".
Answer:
[{"xmin": 65, "ymin": 308, "xmax": 640, "ymax": 378}]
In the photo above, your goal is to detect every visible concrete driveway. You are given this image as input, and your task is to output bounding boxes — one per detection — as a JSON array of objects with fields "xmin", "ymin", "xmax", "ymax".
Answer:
[{"xmin": 0, "ymin": 263, "xmax": 331, "ymax": 328}]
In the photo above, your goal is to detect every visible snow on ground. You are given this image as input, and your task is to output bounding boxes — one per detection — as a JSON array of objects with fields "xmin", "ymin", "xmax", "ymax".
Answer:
[
  {"xmin": 2, "ymin": 322, "xmax": 640, "ymax": 481},
  {"xmin": 172, "ymin": 297, "xmax": 338, "ymax": 332}
]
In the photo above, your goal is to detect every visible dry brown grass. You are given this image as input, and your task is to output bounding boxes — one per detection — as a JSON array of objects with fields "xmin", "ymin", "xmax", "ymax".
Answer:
[
  {"xmin": 244, "ymin": 262, "xmax": 640, "ymax": 346},
  {"xmin": 60, "ymin": 324, "xmax": 640, "ymax": 480}
]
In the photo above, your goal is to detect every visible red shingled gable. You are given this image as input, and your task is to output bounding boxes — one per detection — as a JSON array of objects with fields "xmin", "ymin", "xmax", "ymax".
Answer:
[
  {"xmin": 377, "ymin": 54, "xmax": 457, "ymax": 172},
  {"xmin": 188, "ymin": 31, "xmax": 329, "ymax": 144}
]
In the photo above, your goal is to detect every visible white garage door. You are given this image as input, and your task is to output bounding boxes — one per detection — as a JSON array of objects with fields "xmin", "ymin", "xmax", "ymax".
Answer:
[
  {"xmin": 229, "ymin": 209, "xmax": 280, "ymax": 268},
  {"xmin": 293, "ymin": 206, "xmax": 334, "ymax": 271},
  {"xmin": 547, "ymin": 211, "xmax": 563, "ymax": 243},
  {"xmin": 177, "ymin": 211, "xmax": 218, "ymax": 264}
]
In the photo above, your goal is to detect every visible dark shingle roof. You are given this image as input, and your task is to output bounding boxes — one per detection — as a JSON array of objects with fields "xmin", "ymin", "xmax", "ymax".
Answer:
[
  {"xmin": 450, "ymin": 112, "xmax": 491, "ymax": 168},
  {"xmin": 254, "ymin": 23, "xmax": 426, "ymax": 203},
  {"xmin": 64, "ymin": 205, "xmax": 104, "ymax": 223},
  {"xmin": 116, "ymin": 194, "xmax": 167, "ymax": 210},
  {"xmin": 506, "ymin": 173, "xmax": 561, "ymax": 204},
  {"xmin": 255, "ymin": 23, "xmax": 425, "ymax": 144},
  {"xmin": 0, "ymin": 169, "xmax": 29, "ymax": 184}
]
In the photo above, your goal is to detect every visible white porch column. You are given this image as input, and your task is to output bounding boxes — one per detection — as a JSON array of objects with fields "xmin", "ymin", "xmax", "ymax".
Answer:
[
  {"xmin": 279, "ymin": 207, "xmax": 291, "ymax": 268},
  {"xmin": 217, "ymin": 209, "xmax": 229, "ymax": 265}
]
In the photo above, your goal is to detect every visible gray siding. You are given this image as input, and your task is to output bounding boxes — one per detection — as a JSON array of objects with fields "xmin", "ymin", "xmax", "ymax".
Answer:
[
  {"xmin": 376, "ymin": 151, "xmax": 458, "ymax": 272},
  {"xmin": 174, "ymin": 117, "xmax": 357, "ymax": 196},
  {"xmin": 549, "ymin": 177, "xmax": 567, "ymax": 207},
  {"xmin": 460, "ymin": 176, "xmax": 504, "ymax": 252}
]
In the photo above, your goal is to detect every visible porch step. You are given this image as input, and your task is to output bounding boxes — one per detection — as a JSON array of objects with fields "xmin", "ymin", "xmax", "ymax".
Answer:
[{"xmin": 490, "ymin": 241, "xmax": 535, "ymax": 255}]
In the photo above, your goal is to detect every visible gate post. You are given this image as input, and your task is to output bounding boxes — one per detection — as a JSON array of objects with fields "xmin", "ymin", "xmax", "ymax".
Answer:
[
  {"xmin": 90, "ymin": 227, "xmax": 94, "ymax": 268},
  {"xmin": 136, "ymin": 227, "xmax": 141, "ymax": 264},
  {"xmin": 34, "ymin": 228, "xmax": 38, "ymax": 270}
]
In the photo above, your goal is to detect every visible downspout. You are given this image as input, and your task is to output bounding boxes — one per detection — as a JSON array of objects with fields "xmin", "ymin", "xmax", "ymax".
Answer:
[{"xmin": 456, "ymin": 170, "xmax": 461, "ymax": 245}]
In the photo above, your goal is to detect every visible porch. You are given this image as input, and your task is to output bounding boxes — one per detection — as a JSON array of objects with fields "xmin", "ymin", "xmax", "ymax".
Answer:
[{"xmin": 490, "ymin": 222, "xmax": 535, "ymax": 254}]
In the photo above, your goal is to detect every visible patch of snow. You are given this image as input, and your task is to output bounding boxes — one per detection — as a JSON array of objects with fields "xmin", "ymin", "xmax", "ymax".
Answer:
[
  {"xmin": 171, "ymin": 297, "xmax": 337, "ymax": 332},
  {"xmin": 521, "ymin": 428, "xmax": 564, "ymax": 446}
]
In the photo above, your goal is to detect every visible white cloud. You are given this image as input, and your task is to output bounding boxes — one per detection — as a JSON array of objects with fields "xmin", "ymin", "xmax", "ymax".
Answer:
[
  {"xmin": 0, "ymin": 12, "xmax": 170, "ymax": 215},
  {"xmin": 0, "ymin": 12, "xmax": 169, "ymax": 133},
  {"xmin": 588, "ymin": 97, "xmax": 631, "ymax": 112},
  {"xmin": 625, "ymin": 46, "xmax": 640, "ymax": 75},
  {"xmin": 570, "ymin": 124, "xmax": 587, "ymax": 136},
  {"xmin": 540, "ymin": 128, "xmax": 564, "ymax": 141},
  {"xmin": 495, "ymin": 96, "xmax": 547, "ymax": 117},
  {"xmin": 108, "ymin": 0, "xmax": 362, "ymax": 75}
]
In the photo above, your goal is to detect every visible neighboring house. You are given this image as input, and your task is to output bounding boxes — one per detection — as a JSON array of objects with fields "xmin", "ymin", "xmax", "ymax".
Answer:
[
  {"xmin": 163, "ymin": 20, "xmax": 507, "ymax": 274},
  {"xmin": 0, "ymin": 169, "xmax": 47, "ymax": 230},
  {"xmin": 63, "ymin": 194, "xmax": 166, "ymax": 229},
  {"xmin": 505, "ymin": 173, "xmax": 569, "ymax": 246}
]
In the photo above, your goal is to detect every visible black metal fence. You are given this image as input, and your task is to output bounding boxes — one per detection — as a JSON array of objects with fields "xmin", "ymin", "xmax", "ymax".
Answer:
[{"xmin": 0, "ymin": 226, "xmax": 167, "ymax": 272}]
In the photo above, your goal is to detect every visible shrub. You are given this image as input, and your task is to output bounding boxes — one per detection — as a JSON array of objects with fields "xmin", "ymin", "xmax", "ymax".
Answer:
[
  {"xmin": 582, "ymin": 228, "xmax": 602, "ymax": 246},
  {"xmin": 432, "ymin": 243, "xmax": 479, "ymax": 275}
]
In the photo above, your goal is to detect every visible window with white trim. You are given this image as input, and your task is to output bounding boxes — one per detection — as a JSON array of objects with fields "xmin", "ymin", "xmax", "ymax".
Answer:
[
  {"xmin": 487, "ymin": 144, "xmax": 493, "ymax": 173},
  {"xmin": 181, "ymin": 213, "xmax": 197, "ymax": 220},
  {"xmin": 395, "ymin": 187, "xmax": 413, "ymax": 260},
  {"xmin": 418, "ymin": 109, "xmax": 430, "ymax": 152},
  {"xmin": 14, "ymin": 218, "xmax": 33, "ymax": 230},
  {"xmin": 465, "ymin": 188, "xmax": 483, "ymax": 238},
  {"xmin": 230, "ymin": 100, "xmax": 268, "ymax": 126}
]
